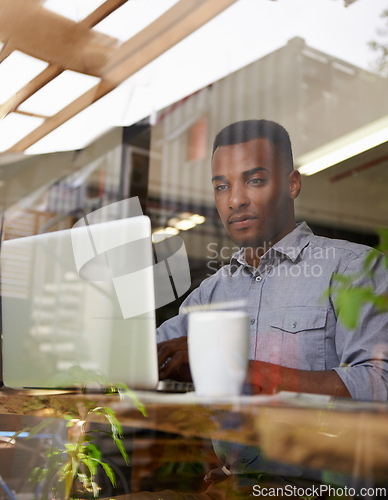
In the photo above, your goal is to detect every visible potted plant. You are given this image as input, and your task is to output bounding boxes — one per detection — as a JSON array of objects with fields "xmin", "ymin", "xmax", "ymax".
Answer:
[{"xmin": 10, "ymin": 382, "xmax": 146, "ymax": 500}]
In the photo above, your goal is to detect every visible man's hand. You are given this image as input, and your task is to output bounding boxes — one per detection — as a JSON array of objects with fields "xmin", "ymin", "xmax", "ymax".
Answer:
[
  {"xmin": 157, "ymin": 336, "xmax": 192, "ymax": 382},
  {"xmin": 245, "ymin": 360, "xmax": 351, "ymax": 397},
  {"xmin": 244, "ymin": 360, "xmax": 281, "ymax": 394}
]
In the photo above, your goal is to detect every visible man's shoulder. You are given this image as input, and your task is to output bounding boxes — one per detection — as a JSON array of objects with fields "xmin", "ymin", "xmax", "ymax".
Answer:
[
  {"xmin": 280, "ymin": 222, "xmax": 374, "ymax": 263},
  {"xmin": 309, "ymin": 233, "xmax": 373, "ymax": 260}
]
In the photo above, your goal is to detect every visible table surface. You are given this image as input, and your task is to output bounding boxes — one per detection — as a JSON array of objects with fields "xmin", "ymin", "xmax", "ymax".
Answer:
[{"xmin": 1, "ymin": 387, "xmax": 388, "ymax": 481}]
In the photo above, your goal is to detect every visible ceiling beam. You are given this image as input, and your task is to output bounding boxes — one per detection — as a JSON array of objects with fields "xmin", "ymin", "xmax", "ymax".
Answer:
[
  {"xmin": 102, "ymin": 0, "xmax": 237, "ymax": 84},
  {"xmin": 80, "ymin": 0, "xmax": 129, "ymax": 29},
  {"xmin": 0, "ymin": 0, "xmax": 117, "ymax": 76},
  {"xmin": 0, "ymin": 65, "xmax": 62, "ymax": 119},
  {"xmin": 0, "ymin": 0, "xmax": 130, "ymax": 122},
  {"xmin": 9, "ymin": 0, "xmax": 238, "ymax": 153}
]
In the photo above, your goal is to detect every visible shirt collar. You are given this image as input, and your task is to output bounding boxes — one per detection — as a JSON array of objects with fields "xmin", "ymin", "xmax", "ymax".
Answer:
[{"xmin": 229, "ymin": 221, "xmax": 313, "ymax": 274}]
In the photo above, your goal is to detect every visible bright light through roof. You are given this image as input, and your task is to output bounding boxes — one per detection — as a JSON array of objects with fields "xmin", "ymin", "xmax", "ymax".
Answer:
[
  {"xmin": 19, "ymin": 70, "xmax": 100, "ymax": 116},
  {"xmin": 0, "ymin": 113, "xmax": 44, "ymax": 152},
  {"xmin": 26, "ymin": 96, "xmax": 118, "ymax": 154},
  {"xmin": 94, "ymin": 0, "xmax": 180, "ymax": 42},
  {"xmin": 22, "ymin": 0, "xmax": 385, "ymax": 155},
  {"xmin": 0, "ymin": 51, "xmax": 48, "ymax": 106},
  {"xmin": 25, "ymin": 74, "xmax": 156, "ymax": 154},
  {"xmin": 43, "ymin": 0, "xmax": 106, "ymax": 23}
]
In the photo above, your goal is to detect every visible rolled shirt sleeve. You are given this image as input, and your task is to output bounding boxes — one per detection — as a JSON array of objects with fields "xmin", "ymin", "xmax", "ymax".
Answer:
[{"xmin": 332, "ymin": 252, "xmax": 388, "ymax": 401}]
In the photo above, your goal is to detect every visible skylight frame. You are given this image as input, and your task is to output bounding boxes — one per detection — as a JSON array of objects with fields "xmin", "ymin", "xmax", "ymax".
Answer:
[
  {"xmin": 0, "ymin": 51, "xmax": 49, "ymax": 106},
  {"xmin": 0, "ymin": 113, "xmax": 45, "ymax": 153},
  {"xmin": 43, "ymin": 0, "xmax": 107, "ymax": 23},
  {"xmin": 18, "ymin": 70, "xmax": 101, "ymax": 117},
  {"xmin": 93, "ymin": 0, "xmax": 180, "ymax": 42}
]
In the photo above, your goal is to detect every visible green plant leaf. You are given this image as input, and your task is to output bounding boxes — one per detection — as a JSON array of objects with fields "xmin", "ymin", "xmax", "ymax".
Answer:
[
  {"xmin": 116, "ymin": 383, "xmax": 148, "ymax": 417},
  {"xmin": 101, "ymin": 461, "xmax": 116, "ymax": 487},
  {"xmin": 328, "ymin": 226, "xmax": 388, "ymax": 330},
  {"xmin": 336, "ymin": 287, "xmax": 374, "ymax": 329},
  {"xmin": 363, "ymin": 248, "xmax": 380, "ymax": 271},
  {"xmin": 87, "ymin": 442, "xmax": 102, "ymax": 461},
  {"xmin": 377, "ymin": 228, "xmax": 388, "ymax": 252},
  {"xmin": 65, "ymin": 442, "xmax": 77, "ymax": 452},
  {"xmin": 82, "ymin": 457, "xmax": 98, "ymax": 477},
  {"xmin": 29, "ymin": 466, "xmax": 48, "ymax": 485},
  {"xmin": 114, "ymin": 437, "xmax": 129, "ymax": 465},
  {"xmin": 332, "ymin": 272, "xmax": 352, "ymax": 284},
  {"xmin": 91, "ymin": 406, "xmax": 124, "ymax": 444}
]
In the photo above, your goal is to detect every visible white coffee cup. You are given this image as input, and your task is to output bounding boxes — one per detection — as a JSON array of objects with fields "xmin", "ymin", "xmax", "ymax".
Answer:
[{"xmin": 188, "ymin": 310, "xmax": 250, "ymax": 397}]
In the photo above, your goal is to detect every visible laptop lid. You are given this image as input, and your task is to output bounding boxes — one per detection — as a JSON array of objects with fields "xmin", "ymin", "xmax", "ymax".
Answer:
[{"xmin": 0, "ymin": 215, "xmax": 159, "ymax": 390}]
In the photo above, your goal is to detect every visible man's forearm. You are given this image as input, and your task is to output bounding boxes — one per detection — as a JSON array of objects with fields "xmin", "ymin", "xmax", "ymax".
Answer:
[{"xmin": 247, "ymin": 360, "xmax": 351, "ymax": 398}]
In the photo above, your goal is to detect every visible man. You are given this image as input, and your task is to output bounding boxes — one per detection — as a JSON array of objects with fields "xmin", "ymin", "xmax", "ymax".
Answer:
[{"xmin": 157, "ymin": 119, "xmax": 388, "ymax": 401}]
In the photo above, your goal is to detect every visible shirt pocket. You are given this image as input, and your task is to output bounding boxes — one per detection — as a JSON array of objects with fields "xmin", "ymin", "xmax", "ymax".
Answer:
[{"xmin": 267, "ymin": 306, "xmax": 328, "ymax": 370}]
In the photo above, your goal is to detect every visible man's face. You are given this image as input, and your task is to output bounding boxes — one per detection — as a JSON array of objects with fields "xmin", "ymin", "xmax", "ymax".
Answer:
[{"xmin": 211, "ymin": 138, "xmax": 299, "ymax": 256}]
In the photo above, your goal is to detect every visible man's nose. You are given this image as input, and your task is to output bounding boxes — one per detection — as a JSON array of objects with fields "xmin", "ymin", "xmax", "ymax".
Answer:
[{"xmin": 228, "ymin": 184, "xmax": 249, "ymax": 210}]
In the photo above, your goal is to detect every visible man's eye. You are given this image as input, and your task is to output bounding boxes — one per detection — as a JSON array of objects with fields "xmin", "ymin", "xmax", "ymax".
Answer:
[
  {"xmin": 215, "ymin": 184, "xmax": 228, "ymax": 192},
  {"xmin": 249, "ymin": 178, "xmax": 265, "ymax": 185}
]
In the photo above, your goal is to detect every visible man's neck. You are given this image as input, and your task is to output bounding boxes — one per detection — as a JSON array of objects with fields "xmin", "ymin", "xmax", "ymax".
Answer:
[
  {"xmin": 243, "ymin": 246, "xmax": 267, "ymax": 268},
  {"xmin": 243, "ymin": 222, "xmax": 297, "ymax": 268}
]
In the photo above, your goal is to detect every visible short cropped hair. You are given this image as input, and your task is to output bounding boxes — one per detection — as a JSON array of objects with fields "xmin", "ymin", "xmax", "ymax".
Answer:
[{"xmin": 212, "ymin": 119, "xmax": 294, "ymax": 172}]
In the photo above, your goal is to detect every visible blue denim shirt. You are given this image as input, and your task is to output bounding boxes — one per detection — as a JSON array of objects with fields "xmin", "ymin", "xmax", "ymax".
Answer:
[{"xmin": 157, "ymin": 222, "xmax": 388, "ymax": 401}]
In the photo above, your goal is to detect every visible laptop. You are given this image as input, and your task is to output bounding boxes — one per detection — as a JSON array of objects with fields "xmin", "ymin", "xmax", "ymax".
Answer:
[{"xmin": 1, "ymin": 215, "xmax": 162, "ymax": 391}]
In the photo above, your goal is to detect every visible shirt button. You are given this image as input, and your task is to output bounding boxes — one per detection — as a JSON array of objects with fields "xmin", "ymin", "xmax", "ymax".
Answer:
[
  {"xmin": 255, "ymin": 276, "xmax": 262, "ymax": 282},
  {"xmin": 291, "ymin": 321, "xmax": 297, "ymax": 328},
  {"xmin": 250, "ymin": 318, "xmax": 255, "ymax": 325}
]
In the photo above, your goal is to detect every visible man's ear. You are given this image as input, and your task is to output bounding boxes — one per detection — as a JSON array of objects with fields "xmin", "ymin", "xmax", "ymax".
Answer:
[{"xmin": 288, "ymin": 169, "xmax": 301, "ymax": 200}]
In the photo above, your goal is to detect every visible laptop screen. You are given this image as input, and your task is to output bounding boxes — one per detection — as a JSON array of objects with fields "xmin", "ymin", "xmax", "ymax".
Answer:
[{"xmin": 1, "ymin": 215, "xmax": 159, "ymax": 390}]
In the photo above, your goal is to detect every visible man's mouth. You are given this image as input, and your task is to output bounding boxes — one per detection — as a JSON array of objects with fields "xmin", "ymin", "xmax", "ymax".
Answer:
[{"xmin": 228, "ymin": 214, "xmax": 257, "ymax": 229}]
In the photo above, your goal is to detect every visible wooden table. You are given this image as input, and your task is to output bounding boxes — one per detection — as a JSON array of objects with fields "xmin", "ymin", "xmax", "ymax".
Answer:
[{"xmin": 1, "ymin": 388, "xmax": 388, "ymax": 485}]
